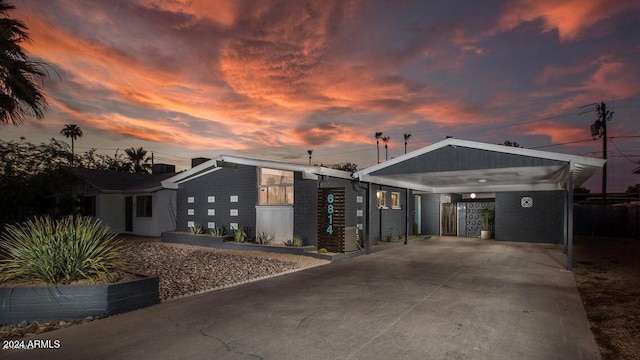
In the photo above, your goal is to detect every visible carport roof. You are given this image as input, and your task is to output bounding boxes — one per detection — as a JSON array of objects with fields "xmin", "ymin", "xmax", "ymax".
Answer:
[{"xmin": 354, "ymin": 138, "xmax": 606, "ymax": 193}]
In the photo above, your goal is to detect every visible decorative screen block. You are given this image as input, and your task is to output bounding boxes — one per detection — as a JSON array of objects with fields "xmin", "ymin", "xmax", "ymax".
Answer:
[
  {"xmin": 356, "ymin": 210, "xmax": 363, "ymax": 217},
  {"xmin": 230, "ymin": 195, "xmax": 238, "ymax": 202},
  {"xmin": 187, "ymin": 209, "xmax": 194, "ymax": 215},
  {"xmin": 187, "ymin": 197, "xmax": 195, "ymax": 203},
  {"xmin": 208, "ymin": 209, "xmax": 215, "ymax": 216},
  {"xmin": 207, "ymin": 196, "xmax": 215, "ymax": 203},
  {"xmin": 356, "ymin": 196, "xmax": 363, "ymax": 203},
  {"xmin": 187, "ymin": 221, "xmax": 194, "ymax": 228},
  {"xmin": 521, "ymin": 196, "xmax": 533, "ymax": 208},
  {"xmin": 230, "ymin": 209, "xmax": 238, "ymax": 216},
  {"xmin": 230, "ymin": 223, "xmax": 238, "ymax": 230},
  {"xmin": 357, "ymin": 223, "xmax": 363, "ymax": 230},
  {"xmin": 207, "ymin": 222, "xmax": 216, "ymax": 229}
]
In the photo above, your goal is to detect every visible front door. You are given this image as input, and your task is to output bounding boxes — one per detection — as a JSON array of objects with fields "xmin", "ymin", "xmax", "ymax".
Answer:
[
  {"xmin": 414, "ymin": 195, "xmax": 422, "ymax": 235},
  {"xmin": 441, "ymin": 203, "xmax": 457, "ymax": 236},
  {"xmin": 125, "ymin": 196, "xmax": 133, "ymax": 232}
]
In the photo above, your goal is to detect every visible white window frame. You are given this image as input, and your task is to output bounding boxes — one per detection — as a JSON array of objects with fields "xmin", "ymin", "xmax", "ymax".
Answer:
[
  {"xmin": 258, "ymin": 168, "xmax": 294, "ymax": 205},
  {"xmin": 391, "ymin": 192, "xmax": 401, "ymax": 209},
  {"xmin": 376, "ymin": 190, "xmax": 387, "ymax": 209}
]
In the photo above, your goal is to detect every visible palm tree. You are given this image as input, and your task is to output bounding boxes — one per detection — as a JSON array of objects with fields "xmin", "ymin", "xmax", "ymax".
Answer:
[
  {"xmin": 0, "ymin": 0, "xmax": 48, "ymax": 125},
  {"xmin": 125, "ymin": 147, "xmax": 150, "ymax": 173},
  {"xmin": 60, "ymin": 124, "xmax": 82, "ymax": 165},
  {"xmin": 403, "ymin": 133, "xmax": 412, "ymax": 154},
  {"xmin": 375, "ymin": 131, "xmax": 383, "ymax": 163},
  {"xmin": 381, "ymin": 136, "xmax": 390, "ymax": 161}
]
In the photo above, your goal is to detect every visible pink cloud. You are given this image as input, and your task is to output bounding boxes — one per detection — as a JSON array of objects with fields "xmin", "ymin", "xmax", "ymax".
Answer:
[
  {"xmin": 515, "ymin": 121, "xmax": 589, "ymax": 144},
  {"xmin": 496, "ymin": 0, "xmax": 640, "ymax": 41}
]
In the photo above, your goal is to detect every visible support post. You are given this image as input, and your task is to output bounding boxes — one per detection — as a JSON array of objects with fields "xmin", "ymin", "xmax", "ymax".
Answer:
[
  {"xmin": 567, "ymin": 161, "xmax": 575, "ymax": 271},
  {"xmin": 405, "ymin": 189, "xmax": 409, "ymax": 245}
]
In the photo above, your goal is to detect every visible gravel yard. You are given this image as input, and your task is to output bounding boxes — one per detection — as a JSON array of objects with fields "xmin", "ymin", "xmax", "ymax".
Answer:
[
  {"xmin": 573, "ymin": 236, "xmax": 640, "ymax": 360},
  {"xmin": 121, "ymin": 241, "xmax": 329, "ymax": 300},
  {"xmin": 0, "ymin": 238, "xmax": 329, "ymax": 340}
]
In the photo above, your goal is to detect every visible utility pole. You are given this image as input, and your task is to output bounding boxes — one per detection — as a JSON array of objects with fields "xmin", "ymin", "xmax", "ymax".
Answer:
[{"xmin": 585, "ymin": 102, "xmax": 614, "ymax": 205}]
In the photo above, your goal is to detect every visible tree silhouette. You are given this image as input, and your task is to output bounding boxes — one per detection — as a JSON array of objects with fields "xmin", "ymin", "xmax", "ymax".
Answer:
[
  {"xmin": 375, "ymin": 131, "xmax": 383, "ymax": 163},
  {"xmin": 381, "ymin": 136, "xmax": 390, "ymax": 161},
  {"xmin": 403, "ymin": 133, "xmax": 412, "ymax": 154},
  {"xmin": 125, "ymin": 147, "xmax": 150, "ymax": 173},
  {"xmin": 0, "ymin": 0, "xmax": 49, "ymax": 125},
  {"xmin": 60, "ymin": 124, "xmax": 82, "ymax": 165}
]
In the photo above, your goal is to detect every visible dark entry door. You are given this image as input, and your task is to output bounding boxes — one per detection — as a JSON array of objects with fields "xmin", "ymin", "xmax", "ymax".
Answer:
[
  {"xmin": 125, "ymin": 196, "xmax": 133, "ymax": 232},
  {"xmin": 442, "ymin": 203, "xmax": 457, "ymax": 236}
]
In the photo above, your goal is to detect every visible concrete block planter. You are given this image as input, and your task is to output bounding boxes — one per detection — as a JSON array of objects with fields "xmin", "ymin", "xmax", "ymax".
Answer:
[{"xmin": 0, "ymin": 274, "xmax": 159, "ymax": 325}]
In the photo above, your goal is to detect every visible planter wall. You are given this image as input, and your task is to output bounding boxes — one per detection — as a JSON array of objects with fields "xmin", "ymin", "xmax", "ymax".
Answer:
[
  {"xmin": 162, "ymin": 231, "xmax": 314, "ymax": 255},
  {"xmin": 0, "ymin": 274, "xmax": 159, "ymax": 325}
]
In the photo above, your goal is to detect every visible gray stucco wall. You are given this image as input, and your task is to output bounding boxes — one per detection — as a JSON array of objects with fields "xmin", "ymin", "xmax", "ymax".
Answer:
[
  {"xmin": 176, "ymin": 165, "xmax": 258, "ymax": 234},
  {"xmin": 495, "ymin": 191, "xmax": 565, "ymax": 244},
  {"xmin": 419, "ymin": 193, "xmax": 461, "ymax": 236},
  {"xmin": 369, "ymin": 185, "xmax": 407, "ymax": 242}
]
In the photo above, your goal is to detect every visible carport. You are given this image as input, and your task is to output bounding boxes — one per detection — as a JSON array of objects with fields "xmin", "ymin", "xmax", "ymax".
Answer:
[{"xmin": 354, "ymin": 138, "xmax": 606, "ymax": 270}]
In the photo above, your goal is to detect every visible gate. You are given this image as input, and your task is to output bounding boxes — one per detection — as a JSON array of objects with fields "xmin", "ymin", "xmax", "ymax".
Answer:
[{"xmin": 441, "ymin": 203, "xmax": 457, "ymax": 236}]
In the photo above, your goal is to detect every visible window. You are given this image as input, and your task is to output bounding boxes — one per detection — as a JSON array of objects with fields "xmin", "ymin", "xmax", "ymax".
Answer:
[
  {"xmin": 391, "ymin": 192, "xmax": 401, "ymax": 209},
  {"xmin": 376, "ymin": 190, "xmax": 387, "ymax": 208},
  {"xmin": 136, "ymin": 195, "xmax": 152, "ymax": 217},
  {"xmin": 258, "ymin": 168, "xmax": 294, "ymax": 205}
]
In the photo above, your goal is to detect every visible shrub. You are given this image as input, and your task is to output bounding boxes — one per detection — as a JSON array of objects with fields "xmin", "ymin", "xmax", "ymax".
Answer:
[
  {"xmin": 285, "ymin": 235, "xmax": 303, "ymax": 247},
  {"xmin": 0, "ymin": 216, "xmax": 128, "ymax": 285},
  {"xmin": 256, "ymin": 231, "xmax": 273, "ymax": 245},
  {"xmin": 318, "ymin": 248, "xmax": 328, "ymax": 254},
  {"xmin": 233, "ymin": 227, "xmax": 246, "ymax": 243}
]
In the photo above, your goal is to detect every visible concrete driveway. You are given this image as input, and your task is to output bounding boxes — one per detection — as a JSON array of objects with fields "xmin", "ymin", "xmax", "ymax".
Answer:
[{"xmin": 4, "ymin": 237, "xmax": 600, "ymax": 360}]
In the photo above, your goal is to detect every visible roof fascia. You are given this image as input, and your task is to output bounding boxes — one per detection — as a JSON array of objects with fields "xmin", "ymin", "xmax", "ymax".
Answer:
[
  {"xmin": 356, "ymin": 138, "xmax": 606, "ymax": 176},
  {"xmin": 217, "ymin": 155, "xmax": 353, "ymax": 179}
]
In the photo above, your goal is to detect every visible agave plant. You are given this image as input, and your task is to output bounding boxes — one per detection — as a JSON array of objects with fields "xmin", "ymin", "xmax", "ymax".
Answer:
[
  {"xmin": 256, "ymin": 231, "xmax": 273, "ymax": 245},
  {"xmin": 0, "ymin": 216, "xmax": 128, "ymax": 285},
  {"xmin": 233, "ymin": 227, "xmax": 246, "ymax": 243}
]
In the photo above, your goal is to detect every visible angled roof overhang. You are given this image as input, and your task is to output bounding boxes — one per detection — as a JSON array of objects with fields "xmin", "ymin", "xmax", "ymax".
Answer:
[
  {"xmin": 162, "ymin": 155, "xmax": 353, "ymax": 189},
  {"xmin": 354, "ymin": 138, "xmax": 606, "ymax": 193}
]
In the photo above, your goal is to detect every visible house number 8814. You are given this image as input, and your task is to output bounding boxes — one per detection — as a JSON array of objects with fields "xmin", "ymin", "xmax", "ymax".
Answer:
[{"xmin": 326, "ymin": 193, "xmax": 334, "ymax": 234}]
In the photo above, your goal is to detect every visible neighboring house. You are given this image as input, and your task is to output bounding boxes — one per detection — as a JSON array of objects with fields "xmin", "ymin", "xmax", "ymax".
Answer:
[{"xmin": 73, "ymin": 168, "xmax": 177, "ymax": 237}]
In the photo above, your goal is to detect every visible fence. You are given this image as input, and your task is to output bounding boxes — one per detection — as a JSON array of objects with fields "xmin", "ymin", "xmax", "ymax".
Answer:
[{"xmin": 574, "ymin": 204, "xmax": 639, "ymax": 239}]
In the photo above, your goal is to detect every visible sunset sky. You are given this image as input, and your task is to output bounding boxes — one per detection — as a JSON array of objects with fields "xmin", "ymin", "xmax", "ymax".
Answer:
[{"xmin": 3, "ymin": 0, "xmax": 640, "ymax": 191}]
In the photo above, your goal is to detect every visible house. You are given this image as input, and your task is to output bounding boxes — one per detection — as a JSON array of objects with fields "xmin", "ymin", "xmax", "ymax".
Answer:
[
  {"xmin": 161, "ymin": 156, "xmax": 365, "ymax": 251},
  {"xmin": 73, "ymin": 167, "xmax": 177, "ymax": 237},
  {"xmin": 161, "ymin": 138, "xmax": 605, "ymax": 269},
  {"xmin": 354, "ymin": 138, "xmax": 605, "ymax": 268}
]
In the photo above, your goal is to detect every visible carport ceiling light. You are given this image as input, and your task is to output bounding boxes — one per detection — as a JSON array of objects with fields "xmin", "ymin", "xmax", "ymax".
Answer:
[{"xmin": 478, "ymin": 179, "xmax": 487, "ymax": 183}]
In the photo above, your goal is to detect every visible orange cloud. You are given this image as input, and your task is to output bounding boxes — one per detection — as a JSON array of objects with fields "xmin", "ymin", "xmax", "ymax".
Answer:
[
  {"xmin": 515, "ymin": 121, "xmax": 588, "ymax": 144},
  {"xmin": 496, "ymin": 0, "xmax": 640, "ymax": 41}
]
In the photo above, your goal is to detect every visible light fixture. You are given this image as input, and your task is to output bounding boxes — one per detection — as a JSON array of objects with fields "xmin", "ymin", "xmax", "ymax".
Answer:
[
  {"xmin": 470, "ymin": 193, "xmax": 476, "ymax": 199},
  {"xmin": 478, "ymin": 179, "xmax": 487, "ymax": 183}
]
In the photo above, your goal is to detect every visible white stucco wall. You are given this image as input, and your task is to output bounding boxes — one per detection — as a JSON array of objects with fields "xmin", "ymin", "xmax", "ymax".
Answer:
[
  {"xmin": 131, "ymin": 190, "xmax": 177, "ymax": 237},
  {"xmin": 97, "ymin": 194, "xmax": 125, "ymax": 233}
]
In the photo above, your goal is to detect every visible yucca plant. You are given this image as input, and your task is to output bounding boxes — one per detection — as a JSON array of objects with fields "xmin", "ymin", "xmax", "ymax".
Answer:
[{"xmin": 0, "ymin": 216, "xmax": 128, "ymax": 285}]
